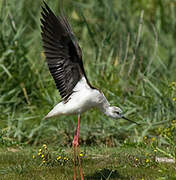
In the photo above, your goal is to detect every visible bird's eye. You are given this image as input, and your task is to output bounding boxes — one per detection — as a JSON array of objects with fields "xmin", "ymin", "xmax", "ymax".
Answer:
[{"xmin": 115, "ymin": 111, "xmax": 120, "ymax": 115}]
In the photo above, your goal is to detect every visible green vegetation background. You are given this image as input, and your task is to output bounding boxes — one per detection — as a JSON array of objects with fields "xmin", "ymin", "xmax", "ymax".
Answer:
[{"xmin": 0, "ymin": 0, "xmax": 176, "ymax": 151}]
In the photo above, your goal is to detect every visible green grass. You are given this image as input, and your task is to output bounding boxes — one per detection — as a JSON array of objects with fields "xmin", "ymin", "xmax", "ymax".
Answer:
[
  {"xmin": 0, "ymin": 0, "xmax": 175, "ymax": 144},
  {"xmin": 0, "ymin": 0, "xmax": 176, "ymax": 178},
  {"xmin": 0, "ymin": 145, "xmax": 175, "ymax": 180}
]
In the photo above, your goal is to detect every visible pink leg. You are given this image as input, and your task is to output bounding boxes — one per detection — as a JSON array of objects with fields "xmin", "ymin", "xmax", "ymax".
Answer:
[
  {"xmin": 76, "ymin": 145, "xmax": 84, "ymax": 180},
  {"xmin": 73, "ymin": 145, "xmax": 77, "ymax": 180},
  {"xmin": 72, "ymin": 114, "xmax": 84, "ymax": 180}
]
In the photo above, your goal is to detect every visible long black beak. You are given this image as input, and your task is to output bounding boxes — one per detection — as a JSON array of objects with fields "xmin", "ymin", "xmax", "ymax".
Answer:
[{"xmin": 122, "ymin": 116, "xmax": 140, "ymax": 125}]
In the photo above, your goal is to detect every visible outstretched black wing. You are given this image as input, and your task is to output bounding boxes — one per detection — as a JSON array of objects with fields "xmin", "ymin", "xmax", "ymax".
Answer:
[{"xmin": 41, "ymin": 2, "xmax": 88, "ymax": 102}]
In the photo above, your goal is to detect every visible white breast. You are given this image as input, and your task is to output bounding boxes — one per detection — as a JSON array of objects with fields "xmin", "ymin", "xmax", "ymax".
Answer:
[{"xmin": 45, "ymin": 77, "xmax": 102, "ymax": 119}]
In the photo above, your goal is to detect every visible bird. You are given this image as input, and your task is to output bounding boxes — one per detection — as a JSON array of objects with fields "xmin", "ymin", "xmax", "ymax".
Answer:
[{"xmin": 40, "ymin": 2, "xmax": 139, "ymax": 180}]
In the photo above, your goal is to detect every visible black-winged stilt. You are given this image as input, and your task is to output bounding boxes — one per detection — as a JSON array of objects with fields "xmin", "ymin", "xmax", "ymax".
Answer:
[{"xmin": 41, "ymin": 2, "xmax": 139, "ymax": 179}]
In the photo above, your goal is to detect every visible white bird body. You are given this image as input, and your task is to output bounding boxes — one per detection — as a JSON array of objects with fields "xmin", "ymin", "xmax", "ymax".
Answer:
[
  {"xmin": 41, "ymin": 2, "xmax": 138, "ymax": 125},
  {"xmin": 45, "ymin": 77, "xmax": 110, "ymax": 119}
]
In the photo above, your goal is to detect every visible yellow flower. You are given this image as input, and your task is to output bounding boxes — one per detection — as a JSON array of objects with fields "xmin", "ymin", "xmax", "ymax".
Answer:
[
  {"xmin": 57, "ymin": 156, "xmax": 61, "ymax": 160},
  {"xmin": 154, "ymin": 149, "xmax": 157, "ymax": 152},
  {"xmin": 41, "ymin": 154, "xmax": 44, "ymax": 158},
  {"xmin": 64, "ymin": 157, "xmax": 68, "ymax": 161},
  {"xmin": 146, "ymin": 159, "xmax": 149, "ymax": 163},
  {"xmin": 144, "ymin": 136, "xmax": 147, "ymax": 140},
  {"xmin": 32, "ymin": 155, "xmax": 35, "ymax": 159},
  {"xmin": 43, "ymin": 144, "xmax": 47, "ymax": 149},
  {"xmin": 135, "ymin": 158, "xmax": 138, "ymax": 161},
  {"xmin": 43, "ymin": 160, "xmax": 46, "ymax": 163},
  {"xmin": 38, "ymin": 152, "xmax": 41, "ymax": 156},
  {"xmin": 38, "ymin": 149, "xmax": 42, "ymax": 152},
  {"xmin": 80, "ymin": 153, "xmax": 84, "ymax": 157}
]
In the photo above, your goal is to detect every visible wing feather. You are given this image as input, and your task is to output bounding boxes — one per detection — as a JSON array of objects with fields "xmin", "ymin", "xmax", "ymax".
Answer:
[{"xmin": 41, "ymin": 2, "xmax": 89, "ymax": 102}]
